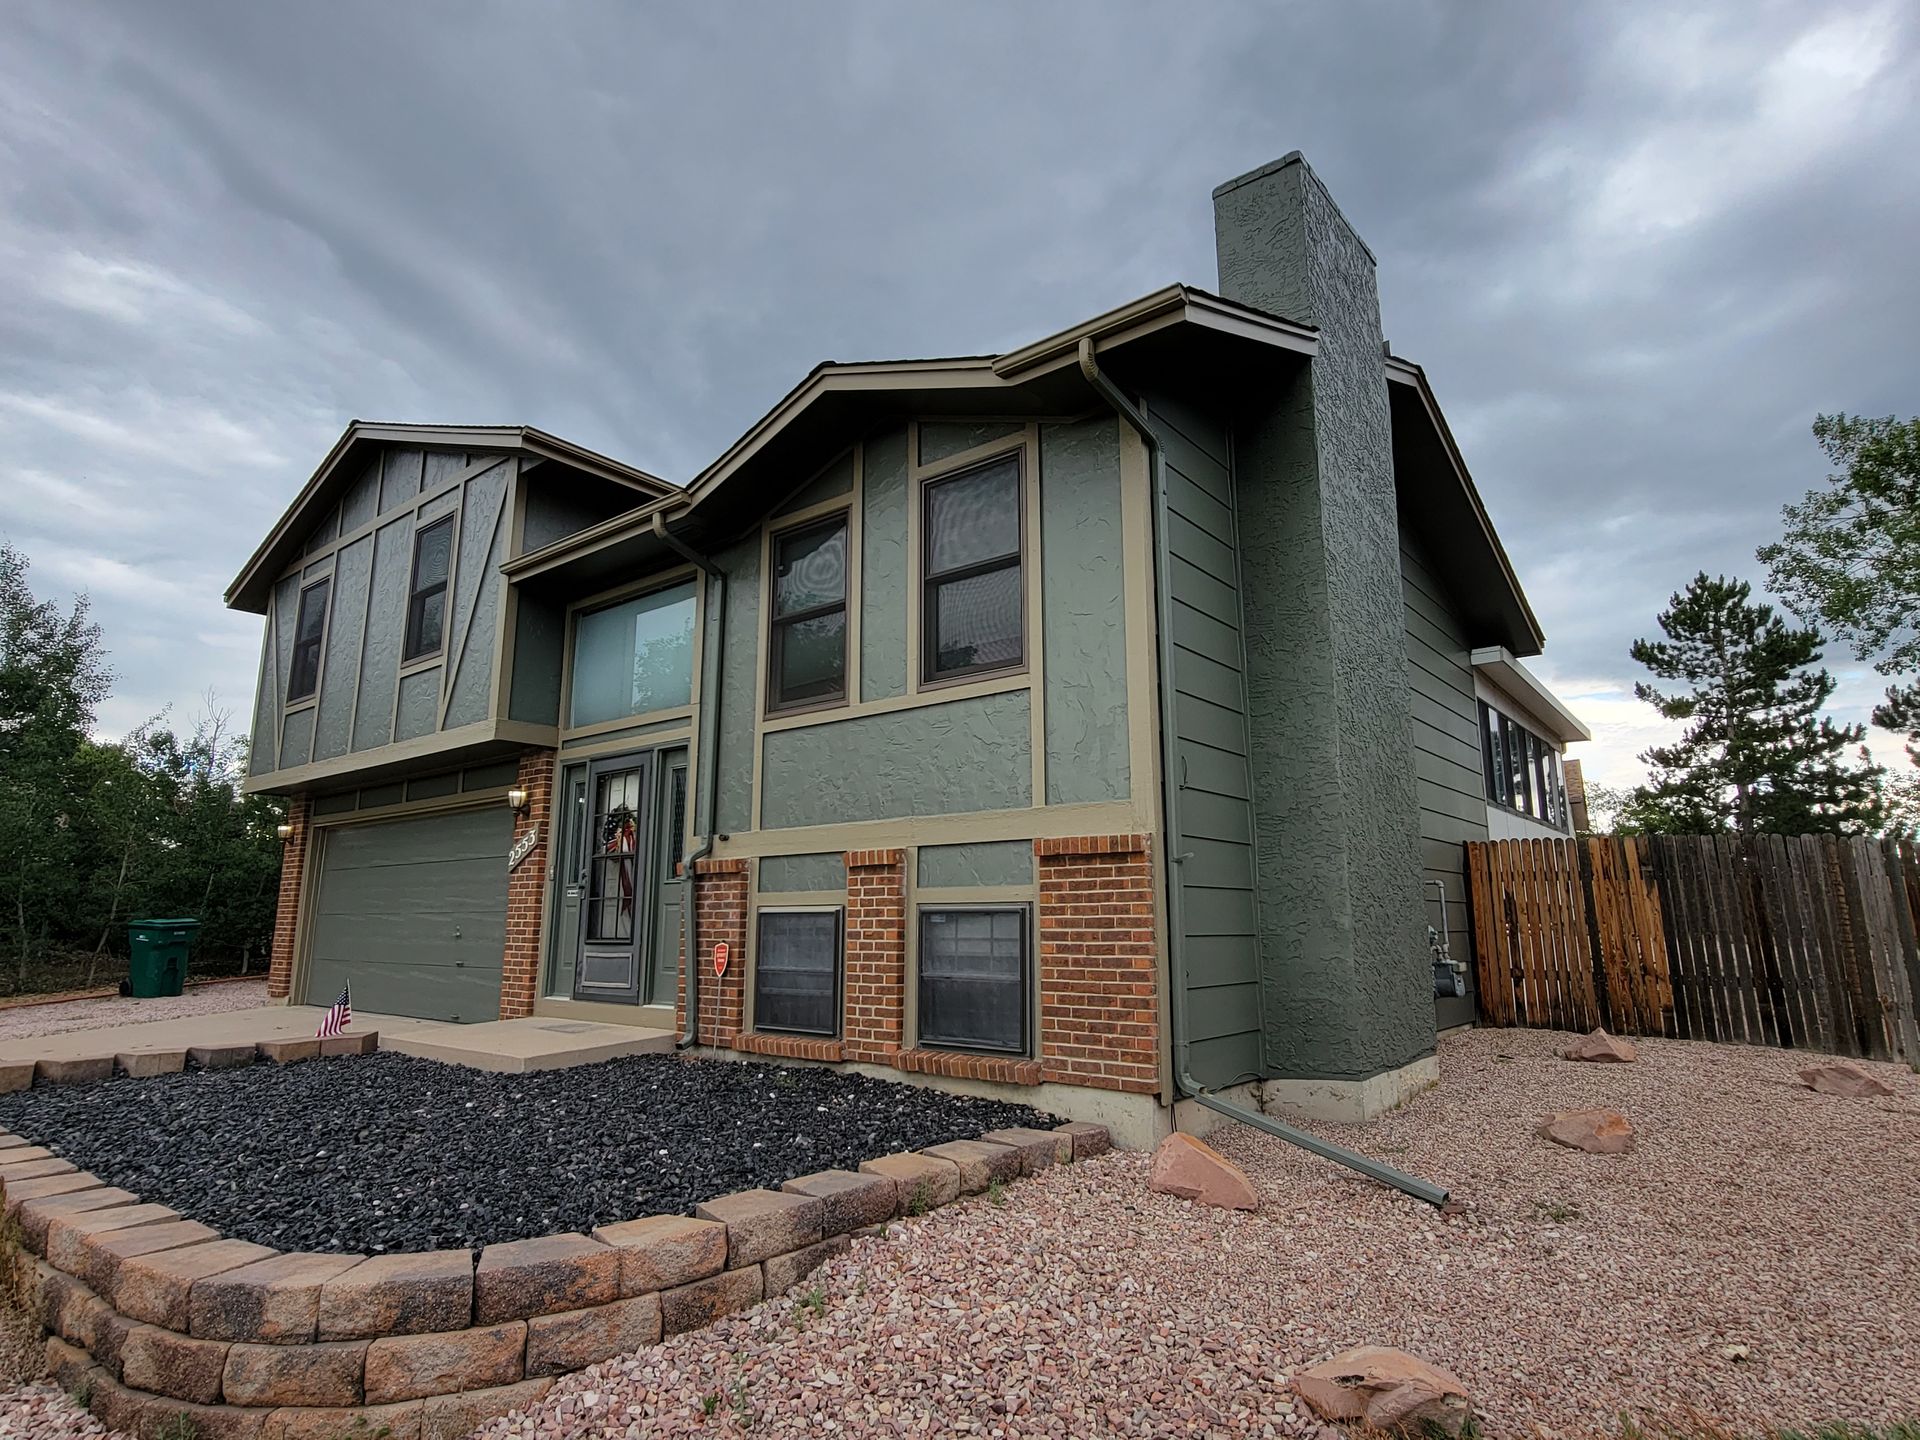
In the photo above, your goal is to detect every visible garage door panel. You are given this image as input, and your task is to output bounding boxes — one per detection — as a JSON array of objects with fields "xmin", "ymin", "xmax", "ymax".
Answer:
[
  {"xmin": 304, "ymin": 952, "xmax": 503, "ymax": 1023},
  {"xmin": 303, "ymin": 806, "xmax": 510, "ymax": 1022}
]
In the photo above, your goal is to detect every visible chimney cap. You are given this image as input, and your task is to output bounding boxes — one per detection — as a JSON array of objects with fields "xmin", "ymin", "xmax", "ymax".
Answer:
[{"xmin": 1211, "ymin": 150, "xmax": 1308, "ymax": 200}]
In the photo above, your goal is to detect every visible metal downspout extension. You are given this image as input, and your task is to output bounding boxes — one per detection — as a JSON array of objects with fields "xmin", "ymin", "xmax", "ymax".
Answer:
[
  {"xmin": 653, "ymin": 513, "xmax": 725, "ymax": 1049},
  {"xmin": 1074, "ymin": 338, "xmax": 1449, "ymax": 1209}
]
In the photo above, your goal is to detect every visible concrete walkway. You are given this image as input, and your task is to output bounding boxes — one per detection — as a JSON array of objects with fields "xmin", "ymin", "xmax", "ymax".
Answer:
[{"xmin": 0, "ymin": 1003, "xmax": 676, "ymax": 1075}]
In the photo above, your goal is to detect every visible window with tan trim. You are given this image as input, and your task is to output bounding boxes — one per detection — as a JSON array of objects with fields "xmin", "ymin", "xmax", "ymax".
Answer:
[
  {"xmin": 921, "ymin": 454, "xmax": 1024, "ymax": 684},
  {"xmin": 768, "ymin": 512, "xmax": 849, "ymax": 712},
  {"xmin": 287, "ymin": 578, "xmax": 331, "ymax": 702}
]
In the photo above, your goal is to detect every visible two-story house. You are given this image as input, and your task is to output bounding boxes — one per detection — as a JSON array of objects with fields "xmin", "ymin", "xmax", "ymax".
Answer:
[{"xmin": 229, "ymin": 153, "xmax": 1580, "ymax": 1144}]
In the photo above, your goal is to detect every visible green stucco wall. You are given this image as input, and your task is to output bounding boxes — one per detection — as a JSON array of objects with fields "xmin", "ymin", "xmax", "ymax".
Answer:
[
  {"xmin": 859, "ymin": 426, "xmax": 909, "ymax": 702},
  {"xmin": 1216, "ymin": 153, "xmax": 1434, "ymax": 1082},
  {"xmin": 758, "ymin": 853, "xmax": 846, "ymax": 893},
  {"xmin": 713, "ymin": 535, "xmax": 760, "ymax": 834},
  {"xmin": 917, "ymin": 841, "xmax": 1033, "ymax": 889},
  {"xmin": 918, "ymin": 420, "xmax": 1022, "ymax": 467}
]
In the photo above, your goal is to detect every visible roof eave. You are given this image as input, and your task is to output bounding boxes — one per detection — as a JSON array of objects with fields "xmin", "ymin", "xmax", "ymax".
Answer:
[{"xmin": 1471, "ymin": 646, "xmax": 1592, "ymax": 744}]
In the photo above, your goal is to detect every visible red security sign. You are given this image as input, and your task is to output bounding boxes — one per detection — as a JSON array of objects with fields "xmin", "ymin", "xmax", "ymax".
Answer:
[{"xmin": 712, "ymin": 941, "xmax": 730, "ymax": 977}]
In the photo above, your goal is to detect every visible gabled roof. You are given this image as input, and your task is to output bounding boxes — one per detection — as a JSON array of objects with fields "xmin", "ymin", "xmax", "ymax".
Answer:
[
  {"xmin": 1385, "ymin": 357, "xmax": 1546, "ymax": 657},
  {"xmin": 225, "ymin": 422, "xmax": 676, "ymax": 614}
]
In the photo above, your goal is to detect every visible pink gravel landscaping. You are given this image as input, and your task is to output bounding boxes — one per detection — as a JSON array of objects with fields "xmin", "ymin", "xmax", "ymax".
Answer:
[
  {"xmin": 3, "ymin": 1026, "xmax": 1915, "ymax": 1438},
  {"xmin": 0, "ymin": 979, "xmax": 270, "ymax": 1042}
]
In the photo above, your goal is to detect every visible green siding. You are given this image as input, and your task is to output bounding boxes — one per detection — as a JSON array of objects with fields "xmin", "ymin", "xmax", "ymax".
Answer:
[
  {"xmin": 714, "ymin": 536, "xmax": 760, "ymax": 833},
  {"xmin": 1150, "ymin": 392, "xmax": 1263, "ymax": 1091},
  {"xmin": 305, "ymin": 807, "xmax": 510, "ymax": 1022},
  {"xmin": 760, "ymin": 691, "xmax": 1031, "ymax": 829},
  {"xmin": 758, "ymin": 853, "xmax": 846, "ymax": 893},
  {"xmin": 1039, "ymin": 417, "xmax": 1130, "ymax": 805},
  {"xmin": 859, "ymin": 426, "xmax": 909, "ymax": 702},
  {"xmin": 918, "ymin": 841, "xmax": 1033, "ymax": 890},
  {"xmin": 1402, "ymin": 530, "xmax": 1486, "ymax": 1029},
  {"xmin": 443, "ymin": 462, "xmax": 510, "ymax": 729}
]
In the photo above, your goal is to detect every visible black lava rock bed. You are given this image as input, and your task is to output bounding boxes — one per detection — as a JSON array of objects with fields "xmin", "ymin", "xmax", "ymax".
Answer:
[{"xmin": 0, "ymin": 1051, "xmax": 1055, "ymax": 1255}]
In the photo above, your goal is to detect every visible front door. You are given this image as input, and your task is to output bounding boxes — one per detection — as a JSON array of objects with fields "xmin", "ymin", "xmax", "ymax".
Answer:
[{"xmin": 575, "ymin": 753, "xmax": 651, "ymax": 1002}]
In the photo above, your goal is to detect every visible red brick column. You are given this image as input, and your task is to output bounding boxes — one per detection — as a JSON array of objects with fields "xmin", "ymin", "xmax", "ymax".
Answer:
[
  {"xmin": 685, "ymin": 858, "xmax": 748, "ymax": 1046},
  {"xmin": 499, "ymin": 749, "xmax": 555, "ymax": 1020},
  {"xmin": 843, "ymin": 849, "xmax": 907, "ymax": 1062},
  {"xmin": 1035, "ymin": 834, "xmax": 1161, "ymax": 1093},
  {"xmin": 267, "ymin": 794, "xmax": 312, "ymax": 1001}
]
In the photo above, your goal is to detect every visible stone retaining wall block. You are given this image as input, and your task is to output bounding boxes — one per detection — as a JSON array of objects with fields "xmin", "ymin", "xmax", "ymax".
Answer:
[
  {"xmin": 190, "ymin": 1252, "xmax": 365, "ymax": 1343},
  {"xmin": 114, "ymin": 1238, "xmax": 278, "ymax": 1331},
  {"xmin": 778, "ymin": 1169, "xmax": 898, "ymax": 1234},
  {"xmin": 0, "ymin": 1158, "xmax": 76, "ymax": 1186},
  {"xmin": 363, "ymin": 1321, "xmax": 526, "ymax": 1404},
  {"xmin": 764, "ymin": 1236, "xmax": 852, "ymax": 1296},
  {"xmin": 16, "ymin": 1187, "xmax": 136, "ymax": 1250},
  {"xmin": 0, "ymin": 1062, "xmax": 33, "ymax": 1093},
  {"xmin": 524, "ymin": 1294, "xmax": 662, "ymax": 1377},
  {"xmin": 917, "ymin": 1139, "xmax": 1022, "ymax": 1193},
  {"xmin": 121, "ymin": 1321, "xmax": 232, "ymax": 1405},
  {"xmin": 257, "ymin": 1039, "xmax": 320, "ymax": 1065},
  {"xmin": 223, "ymin": 1338, "xmax": 368, "ymax": 1408},
  {"xmin": 2, "ymin": 1172, "xmax": 105, "ymax": 1214},
  {"xmin": 263, "ymin": 1399, "xmax": 424, "ymax": 1440},
  {"xmin": 474, "ymin": 1233, "xmax": 619, "ymax": 1324},
  {"xmin": 46, "ymin": 1204, "xmax": 181, "ymax": 1275},
  {"xmin": 45, "ymin": 1335, "xmax": 91, "ymax": 1393},
  {"xmin": 94, "ymin": 1309, "xmax": 137, "ymax": 1378},
  {"xmin": 420, "ymin": 1377, "xmax": 556, "ymax": 1439},
  {"xmin": 82, "ymin": 1218, "xmax": 221, "ymax": 1296},
  {"xmin": 978, "ymin": 1127, "xmax": 1067, "ymax": 1172},
  {"xmin": 858, "ymin": 1152, "xmax": 962, "ymax": 1212},
  {"xmin": 142, "ymin": 1396, "xmax": 272, "ymax": 1440},
  {"xmin": 1055, "ymin": 1121, "xmax": 1112, "ymax": 1159},
  {"xmin": 84, "ymin": 1370, "xmax": 152, "ymax": 1436},
  {"xmin": 319, "ymin": 1032, "xmax": 379, "ymax": 1057},
  {"xmin": 116, "ymin": 1051, "xmax": 188, "ymax": 1079},
  {"xmin": 588, "ymin": 1215, "xmax": 726, "ymax": 1296},
  {"xmin": 187, "ymin": 1044, "xmax": 257, "ymax": 1070},
  {"xmin": 36, "ymin": 1057, "xmax": 114, "ymax": 1085},
  {"xmin": 317, "ymin": 1250, "xmax": 474, "ymax": 1339},
  {"xmin": 693, "ymin": 1189, "xmax": 824, "ymax": 1267},
  {"xmin": 660, "ymin": 1266, "xmax": 763, "ymax": 1336}
]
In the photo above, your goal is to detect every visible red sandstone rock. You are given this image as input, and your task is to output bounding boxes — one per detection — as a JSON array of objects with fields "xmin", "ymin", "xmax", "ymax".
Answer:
[
  {"xmin": 1564, "ymin": 1028, "xmax": 1639, "ymax": 1063},
  {"xmin": 1148, "ymin": 1132, "xmax": 1259, "ymax": 1211},
  {"xmin": 1295, "ymin": 1345, "xmax": 1474, "ymax": 1435},
  {"xmin": 1799, "ymin": 1062, "xmax": 1896, "ymax": 1098},
  {"xmin": 1539, "ymin": 1107, "xmax": 1635, "ymax": 1154}
]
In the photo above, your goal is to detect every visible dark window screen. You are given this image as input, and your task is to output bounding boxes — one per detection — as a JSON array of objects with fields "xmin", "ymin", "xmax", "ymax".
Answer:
[
  {"xmin": 403, "ymin": 515, "xmax": 454, "ymax": 661},
  {"xmin": 755, "ymin": 910, "xmax": 841, "ymax": 1036},
  {"xmin": 918, "ymin": 908, "xmax": 1028, "ymax": 1055},
  {"xmin": 288, "ymin": 578, "xmax": 330, "ymax": 701}
]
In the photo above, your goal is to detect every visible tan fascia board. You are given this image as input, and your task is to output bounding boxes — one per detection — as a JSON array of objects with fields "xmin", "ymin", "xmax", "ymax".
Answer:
[
  {"xmin": 1385, "ymin": 357, "xmax": 1547, "ymax": 653},
  {"xmin": 991, "ymin": 283, "xmax": 1319, "ymax": 381},
  {"xmin": 1470, "ymin": 646, "xmax": 1592, "ymax": 744},
  {"xmin": 226, "ymin": 422, "xmax": 675, "ymax": 612}
]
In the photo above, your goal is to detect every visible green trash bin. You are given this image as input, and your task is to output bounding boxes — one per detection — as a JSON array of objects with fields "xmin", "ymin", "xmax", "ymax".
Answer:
[{"xmin": 128, "ymin": 918, "xmax": 198, "ymax": 998}]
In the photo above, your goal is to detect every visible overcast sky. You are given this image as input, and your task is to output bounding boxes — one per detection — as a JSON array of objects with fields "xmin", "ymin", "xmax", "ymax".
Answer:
[{"xmin": 2, "ymin": 1, "xmax": 1916, "ymax": 787}]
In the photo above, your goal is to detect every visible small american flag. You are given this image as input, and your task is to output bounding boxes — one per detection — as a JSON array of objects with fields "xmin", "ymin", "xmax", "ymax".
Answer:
[{"xmin": 316, "ymin": 984, "xmax": 352, "ymax": 1039}]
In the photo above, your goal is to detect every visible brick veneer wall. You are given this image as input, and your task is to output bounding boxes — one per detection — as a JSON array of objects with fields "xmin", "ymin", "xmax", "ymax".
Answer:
[
  {"xmin": 499, "ymin": 750, "xmax": 556, "ymax": 1021},
  {"xmin": 266, "ymin": 794, "xmax": 311, "ymax": 1001},
  {"xmin": 682, "ymin": 858, "xmax": 748, "ymax": 1047},
  {"xmin": 1035, "ymin": 834, "xmax": 1161, "ymax": 1093},
  {"xmin": 842, "ymin": 849, "xmax": 907, "ymax": 1063}
]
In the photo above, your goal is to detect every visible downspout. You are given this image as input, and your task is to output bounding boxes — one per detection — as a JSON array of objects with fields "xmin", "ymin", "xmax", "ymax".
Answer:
[
  {"xmin": 653, "ymin": 512, "xmax": 725, "ymax": 1049},
  {"xmin": 1075, "ymin": 337, "xmax": 1448, "ymax": 1208}
]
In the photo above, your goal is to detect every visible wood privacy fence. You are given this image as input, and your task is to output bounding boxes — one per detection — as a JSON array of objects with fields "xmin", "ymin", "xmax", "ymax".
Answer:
[{"xmin": 1463, "ymin": 835, "xmax": 1920, "ymax": 1064}]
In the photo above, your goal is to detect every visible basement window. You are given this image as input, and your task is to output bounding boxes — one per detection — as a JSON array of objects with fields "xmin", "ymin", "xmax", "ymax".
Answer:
[
  {"xmin": 754, "ymin": 909, "xmax": 842, "ymax": 1037},
  {"xmin": 917, "ymin": 906, "xmax": 1029, "ymax": 1056},
  {"xmin": 402, "ymin": 515, "xmax": 455, "ymax": 662},
  {"xmin": 287, "ymin": 577, "xmax": 331, "ymax": 702}
]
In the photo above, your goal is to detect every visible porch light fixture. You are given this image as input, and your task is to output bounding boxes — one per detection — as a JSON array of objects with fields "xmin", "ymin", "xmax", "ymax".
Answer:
[
  {"xmin": 276, "ymin": 823, "xmax": 295, "ymax": 841},
  {"xmin": 507, "ymin": 788, "xmax": 530, "ymax": 812}
]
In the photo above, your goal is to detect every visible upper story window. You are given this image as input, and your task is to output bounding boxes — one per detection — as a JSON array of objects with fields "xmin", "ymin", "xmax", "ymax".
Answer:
[
  {"xmin": 287, "ymin": 578, "xmax": 331, "ymax": 703},
  {"xmin": 1479, "ymin": 699, "xmax": 1567, "ymax": 830},
  {"xmin": 570, "ymin": 580, "xmax": 697, "ymax": 728},
  {"xmin": 768, "ymin": 514, "xmax": 848, "ymax": 712},
  {"xmin": 402, "ymin": 515, "xmax": 454, "ymax": 663},
  {"xmin": 922, "ymin": 454, "xmax": 1023, "ymax": 684}
]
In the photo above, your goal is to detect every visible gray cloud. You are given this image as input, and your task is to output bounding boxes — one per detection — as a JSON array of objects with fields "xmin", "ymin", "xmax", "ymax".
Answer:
[{"xmin": 1, "ymin": 0, "xmax": 1915, "ymax": 779}]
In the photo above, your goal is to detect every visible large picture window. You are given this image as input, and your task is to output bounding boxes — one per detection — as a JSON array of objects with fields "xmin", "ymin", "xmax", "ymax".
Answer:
[
  {"xmin": 754, "ymin": 909, "xmax": 842, "ymax": 1036},
  {"xmin": 917, "ymin": 906, "xmax": 1029, "ymax": 1055},
  {"xmin": 768, "ymin": 515, "xmax": 848, "ymax": 711},
  {"xmin": 287, "ymin": 578, "xmax": 331, "ymax": 702},
  {"xmin": 570, "ymin": 581, "xmax": 698, "ymax": 728},
  {"xmin": 402, "ymin": 515, "xmax": 454, "ymax": 662},
  {"xmin": 922, "ymin": 455, "xmax": 1023, "ymax": 683}
]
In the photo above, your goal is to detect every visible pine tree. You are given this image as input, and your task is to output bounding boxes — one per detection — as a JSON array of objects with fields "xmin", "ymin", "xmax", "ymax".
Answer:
[{"xmin": 1627, "ymin": 573, "xmax": 1884, "ymax": 835}]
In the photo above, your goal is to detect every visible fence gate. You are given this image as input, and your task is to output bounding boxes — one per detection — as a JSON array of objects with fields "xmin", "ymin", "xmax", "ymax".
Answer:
[{"xmin": 1464, "ymin": 834, "xmax": 1920, "ymax": 1064}]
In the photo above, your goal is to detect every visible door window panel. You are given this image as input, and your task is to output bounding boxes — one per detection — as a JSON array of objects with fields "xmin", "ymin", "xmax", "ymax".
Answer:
[{"xmin": 586, "ymin": 768, "xmax": 643, "ymax": 945}]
